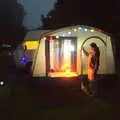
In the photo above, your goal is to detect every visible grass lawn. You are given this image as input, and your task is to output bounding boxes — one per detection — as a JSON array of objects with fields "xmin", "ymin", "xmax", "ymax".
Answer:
[
  {"xmin": 0, "ymin": 86, "xmax": 10, "ymax": 120},
  {"xmin": 0, "ymin": 75, "xmax": 120, "ymax": 120}
]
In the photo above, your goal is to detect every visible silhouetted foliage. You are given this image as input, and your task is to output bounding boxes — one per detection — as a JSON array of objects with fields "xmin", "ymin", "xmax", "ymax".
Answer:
[
  {"xmin": 0, "ymin": 0, "xmax": 27, "ymax": 50},
  {"xmin": 41, "ymin": 0, "xmax": 119, "ymax": 35}
]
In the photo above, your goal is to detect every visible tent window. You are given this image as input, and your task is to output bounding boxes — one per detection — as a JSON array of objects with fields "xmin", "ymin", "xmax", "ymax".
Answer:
[{"xmin": 46, "ymin": 37, "xmax": 77, "ymax": 77}]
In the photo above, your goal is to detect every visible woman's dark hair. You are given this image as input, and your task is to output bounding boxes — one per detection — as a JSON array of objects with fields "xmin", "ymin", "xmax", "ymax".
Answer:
[{"xmin": 90, "ymin": 42, "xmax": 97, "ymax": 48}]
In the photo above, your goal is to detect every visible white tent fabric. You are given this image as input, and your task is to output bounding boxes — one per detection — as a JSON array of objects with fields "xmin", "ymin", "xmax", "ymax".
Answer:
[{"xmin": 32, "ymin": 25, "xmax": 115, "ymax": 77}]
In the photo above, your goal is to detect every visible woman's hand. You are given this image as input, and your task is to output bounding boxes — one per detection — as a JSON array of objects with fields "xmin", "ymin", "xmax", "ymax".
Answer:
[{"xmin": 82, "ymin": 47, "xmax": 89, "ymax": 56}]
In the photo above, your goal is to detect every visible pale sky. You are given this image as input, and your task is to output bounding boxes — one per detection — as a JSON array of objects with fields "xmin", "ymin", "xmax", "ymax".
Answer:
[{"xmin": 23, "ymin": 0, "xmax": 56, "ymax": 29}]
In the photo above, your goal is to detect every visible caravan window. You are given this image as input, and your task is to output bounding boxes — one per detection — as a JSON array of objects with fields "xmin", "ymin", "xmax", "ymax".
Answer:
[{"xmin": 23, "ymin": 41, "xmax": 38, "ymax": 50}]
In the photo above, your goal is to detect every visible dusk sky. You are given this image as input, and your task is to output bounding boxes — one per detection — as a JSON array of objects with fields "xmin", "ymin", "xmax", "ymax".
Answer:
[{"xmin": 22, "ymin": 0, "xmax": 56, "ymax": 29}]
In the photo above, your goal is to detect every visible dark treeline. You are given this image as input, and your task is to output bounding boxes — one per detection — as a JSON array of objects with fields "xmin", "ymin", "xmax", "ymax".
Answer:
[
  {"xmin": 0, "ymin": 0, "xmax": 27, "ymax": 50},
  {"xmin": 41, "ymin": 0, "xmax": 120, "ymax": 35},
  {"xmin": 40, "ymin": 0, "xmax": 120, "ymax": 71}
]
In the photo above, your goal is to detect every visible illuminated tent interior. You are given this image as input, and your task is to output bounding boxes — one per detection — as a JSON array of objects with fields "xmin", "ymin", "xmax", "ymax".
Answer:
[{"xmin": 32, "ymin": 25, "xmax": 115, "ymax": 78}]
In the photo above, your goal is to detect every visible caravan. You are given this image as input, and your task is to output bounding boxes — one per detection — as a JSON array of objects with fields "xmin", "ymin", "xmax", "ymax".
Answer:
[{"xmin": 13, "ymin": 29, "xmax": 51, "ymax": 69}]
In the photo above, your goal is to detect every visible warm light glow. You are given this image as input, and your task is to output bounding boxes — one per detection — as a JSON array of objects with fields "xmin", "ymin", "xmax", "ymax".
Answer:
[
  {"xmin": 68, "ymin": 31, "xmax": 72, "ymax": 35},
  {"xmin": 49, "ymin": 39, "xmax": 78, "ymax": 77},
  {"xmin": 90, "ymin": 29, "xmax": 94, "ymax": 32},
  {"xmin": 84, "ymin": 28, "xmax": 88, "ymax": 31},
  {"xmin": 48, "ymin": 72, "xmax": 78, "ymax": 77},
  {"xmin": 49, "ymin": 39, "xmax": 76, "ymax": 76},
  {"xmin": 61, "ymin": 40, "xmax": 75, "ymax": 73},
  {"xmin": 66, "ymin": 68, "xmax": 71, "ymax": 73},
  {"xmin": 0, "ymin": 81, "xmax": 4, "ymax": 86},
  {"xmin": 73, "ymin": 28, "xmax": 77, "ymax": 32},
  {"xmin": 56, "ymin": 36, "xmax": 59, "ymax": 39},
  {"xmin": 61, "ymin": 63, "xmax": 70, "ymax": 71},
  {"xmin": 63, "ymin": 45, "xmax": 75, "ymax": 52},
  {"xmin": 43, "ymin": 37, "xmax": 47, "ymax": 40},
  {"xmin": 23, "ymin": 41, "xmax": 38, "ymax": 50}
]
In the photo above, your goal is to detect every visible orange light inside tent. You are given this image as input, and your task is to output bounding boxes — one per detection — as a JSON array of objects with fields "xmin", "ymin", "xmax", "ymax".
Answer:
[
  {"xmin": 49, "ymin": 72, "xmax": 78, "ymax": 77},
  {"xmin": 49, "ymin": 63, "xmax": 77, "ymax": 77},
  {"xmin": 66, "ymin": 69, "xmax": 71, "ymax": 73},
  {"xmin": 61, "ymin": 63, "xmax": 71, "ymax": 71}
]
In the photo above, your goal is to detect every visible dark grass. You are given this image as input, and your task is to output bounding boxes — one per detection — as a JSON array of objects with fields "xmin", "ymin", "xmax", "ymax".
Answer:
[{"xmin": 0, "ymin": 71, "xmax": 120, "ymax": 120}]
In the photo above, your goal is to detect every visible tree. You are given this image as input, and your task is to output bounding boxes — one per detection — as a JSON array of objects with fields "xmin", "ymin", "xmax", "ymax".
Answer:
[
  {"xmin": 0, "ymin": 0, "xmax": 27, "ymax": 50},
  {"xmin": 41, "ymin": 0, "xmax": 119, "ymax": 35}
]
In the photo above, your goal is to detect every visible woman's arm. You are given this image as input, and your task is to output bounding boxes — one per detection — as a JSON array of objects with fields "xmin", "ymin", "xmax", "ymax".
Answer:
[{"xmin": 82, "ymin": 47, "xmax": 89, "ymax": 56}]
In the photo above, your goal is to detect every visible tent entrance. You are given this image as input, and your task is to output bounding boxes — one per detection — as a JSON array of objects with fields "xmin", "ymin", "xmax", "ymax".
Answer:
[
  {"xmin": 45, "ymin": 37, "xmax": 78, "ymax": 77},
  {"xmin": 81, "ymin": 37, "xmax": 107, "ymax": 75}
]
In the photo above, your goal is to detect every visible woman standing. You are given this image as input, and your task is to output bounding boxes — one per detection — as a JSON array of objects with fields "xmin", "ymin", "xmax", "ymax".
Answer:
[{"xmin": 81, "ymin": 42, "xmax": 100, "ymax": 97}]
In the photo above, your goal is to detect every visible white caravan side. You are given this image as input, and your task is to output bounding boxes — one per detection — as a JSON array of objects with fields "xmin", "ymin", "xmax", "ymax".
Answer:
[{"xmin": 13, "ymin": 29, "xmax": 51, "ymax": 68}]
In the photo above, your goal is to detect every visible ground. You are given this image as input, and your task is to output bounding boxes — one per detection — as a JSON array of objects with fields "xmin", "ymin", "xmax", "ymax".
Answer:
[{"xmin": 0, "ymin": 70, "xmax": 120, "ymax": 120}]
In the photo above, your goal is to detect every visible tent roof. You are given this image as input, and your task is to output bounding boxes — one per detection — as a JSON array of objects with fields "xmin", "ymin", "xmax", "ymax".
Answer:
[
  {"xmin": 42, "ymin": 25, "xmax": 111, "ymax": 37},
  {"xmin": 24, "ymin": 29, "xmax": 52, "ymax": 40}
]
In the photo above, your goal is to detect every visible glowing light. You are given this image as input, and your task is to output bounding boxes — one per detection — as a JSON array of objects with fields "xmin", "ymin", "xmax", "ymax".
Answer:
[
  {"xmin": 46, "ymin": 36, "xmax": 52, "ymax": 40},
  {"xmin": 63, "ymin": 45, "xmax": 75, "ymax": 52},
  {"xmin": 56, "ymin": 36, "xmax": 59, "ymax": 39},
  {"xmin": 43, "ymin": 37, "xmax": 47, "ymax": 40},
  {"xmin": 20, "ymin": 56, "xmax": 28, "ymax": 63},
  {"xmin": 23, "ymin": 41, "xmax": 38, "ymax": 50},
  {"xmin": 97, "ymin": 29, "xmax": 104, "ymax": 32},
  {"xmin": 61, "ymin": 34, "xmax": 65, "ymax": 37},
  {"xmin": 70, "ymin": 46, "xmax": 75, "ymax": 51},
  {"xmin": 0, "ymin": 81, "xmax": 4, "ymax": 86},
  {"xmin": 90, "ymin": 29, "xmax": 94, "ymax": 32},
  {"xmin": 73, "ymin": 28, "xmax": 77, "ymax": 32},
  {"xmin": 78, "ymin": 27, "xmax": 82, "ymax": 30},
  {"xmin": 49, "ymin": 72, "xmax": 78, "ymax": 77},
  {"xmin": 61, "ymin": 63, "xmax": 70, "ymax": 70},
  {"xmin": 84, "ymin": 28, "xmax": 88, "ymax": 31},
  {"xmin": 66, "ymin": 69, "xmax": 71, "ymax": 73},
  {"xmin": 68, "ymin": 31, "xmax": 72, "ymax": 35}
]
